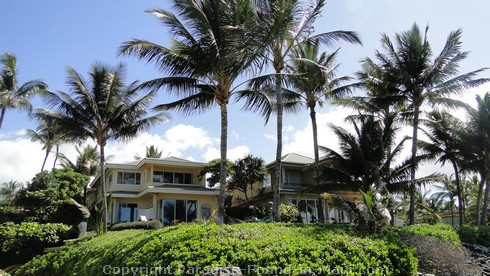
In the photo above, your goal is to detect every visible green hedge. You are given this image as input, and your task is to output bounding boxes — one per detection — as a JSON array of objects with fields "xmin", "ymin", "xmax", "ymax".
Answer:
[
  {"xmin": 0, "ymin": 222, "xmax": 74, "ymax": 268},
  {"xmin": 457, "ymin": 225, "xmax": 490, "ymax": 247},
  {"xmin": 17, "ymin": 223, "xmax": 417, "ymax": 276},
  {"xmin": 110, "ymin": 220, "xmax": 162, "ymax": 231}
]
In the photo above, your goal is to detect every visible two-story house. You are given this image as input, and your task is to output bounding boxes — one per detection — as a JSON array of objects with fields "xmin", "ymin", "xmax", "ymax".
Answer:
[
  {"xmin": 86, "ymin": 157, "xmax": 219, "ymax": 226},
  {"xmin": 232, "ymin": 153, "xmax": 354, "ymax": 224}
]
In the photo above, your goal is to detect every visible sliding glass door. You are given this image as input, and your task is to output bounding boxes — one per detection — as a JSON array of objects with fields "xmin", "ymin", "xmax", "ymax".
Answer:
[{"xmin": 158, "ymin": 199, "xmax": 197, "ymax": 226}]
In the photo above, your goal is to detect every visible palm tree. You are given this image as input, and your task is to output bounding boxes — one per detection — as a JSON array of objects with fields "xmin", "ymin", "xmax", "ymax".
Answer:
[
  {"xmin": 119, "ymin": 0, "xmax": 262, "ymax": 224},
  {"xmin": 431, "ymin": 175, "xmax": 458, "ymax": 226},
  {"xmin": 315, "ymin": 115, "xmax": 438, "ymax": 194},
  {"xmin": 26, "ymin": 116, "xmax": 65, "ymax": 172},
  {"xmin": 134, "ymin": 145, "xmax": 164, "ymax": 160},
  {"xmin": 364, "ymin": 23, "xmax": 488, "ymax": 224},
  {"xmin": 416, "ymin": 190, "xmax": 445, "ymax": 224},
  {"xmin": 1, "ymin": 180, "xmax": 21, "ymax": 206},
  {"xmin": 418, "ymin": 110, "xmax": 466, "ymax": 225},
  {"xmin": 35, "ymin": 63, "xmax": 166, "ymax": 233},
  {"xmin": 243, "ymin": 0, "xmax": 361, "ymax": 221},
  {"xmin": 0, "ymin": 53, "xmax": 47, "ymax": 129},
  {"xmin": 462, "ymin": 93, "xmax": 490, "ymax": 225},
  {"xmin": 59, "ymin": 144, "xmax": 100, "ymax": 176}
]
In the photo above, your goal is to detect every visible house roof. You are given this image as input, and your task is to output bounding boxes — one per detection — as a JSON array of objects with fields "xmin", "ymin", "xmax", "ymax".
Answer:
[{"xmin": 266, "ymin": 153, "xmax": 314, "ymax": 167}]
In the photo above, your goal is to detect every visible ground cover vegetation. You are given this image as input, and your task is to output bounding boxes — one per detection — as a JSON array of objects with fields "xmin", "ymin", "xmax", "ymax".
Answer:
[{"xmin": 2, "ymin": 0, "xmax": 490, "ymax": 273}]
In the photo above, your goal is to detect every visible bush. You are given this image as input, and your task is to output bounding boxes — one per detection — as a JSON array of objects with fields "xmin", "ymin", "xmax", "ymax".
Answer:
[
  {"xmin": 110, "ymin": 220, "xmax": 162, "ymax": 231},
  {"xmin": 391, "ymin": 223, "xmax": 461, "ymax": 246},
  {"xmin": 279, "ymin": 204, "xmax": 299, "ymax": 222},
  {"xmin": 0, "ymin": 222, "xmax": 74, "ymax": 268},
  {"xmin": 17, "ymin": 223, "xmax": 417, "ymax": 276},
  {"xmin": 457, "ymin": 225, "xmax": 490, "ymax": 247},
  {"xmin": 0, "ymin": 206, "xmax": 25, "ymax": 224}
]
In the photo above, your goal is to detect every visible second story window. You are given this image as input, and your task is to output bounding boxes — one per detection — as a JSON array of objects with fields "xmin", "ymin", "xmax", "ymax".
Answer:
[
  {"xmin": 153, "ymin": 171, "xmax": 193, "ymax": 184},
  {"xmin": 285, "ymin": 170, "xmax": 302, "ymax": 187},
  {"xmin": 117, "ymin": 172, "xmax": 141, "ymax": 185}
]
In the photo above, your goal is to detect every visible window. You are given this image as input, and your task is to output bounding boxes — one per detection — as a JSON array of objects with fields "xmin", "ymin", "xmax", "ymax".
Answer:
[
  {"xmin": 117, "ymin": 172, "xmax": 141, "ymax": 185},
  {"xmin": 119, "ymin": 203, "xmax": 138, "ymax": 222},
  {"xmin": 285, "ymin": 170, "xmax": 302, "ymax": 187},
  {"xmin": 153, "ymin": 171, "xmax": 193, "ymax": 184},
  {"xmin": 157, "ymin": 199, "xmax": 197, "ymax": 226},
  {"xmin": 290, "ymin": 199, "xmax": 318, "ymax": 223}
]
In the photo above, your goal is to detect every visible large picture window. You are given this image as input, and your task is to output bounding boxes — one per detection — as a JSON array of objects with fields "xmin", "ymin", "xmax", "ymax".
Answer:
[
  {"xmin": 119, "ymin": 203, "xmax": 138, "ymax": 222},
  {"xmin": 153, "ymin": 171, "xmax": 192, "ymax": 184},
  {"xmin": 157, "ymin": 199, "xmax": 197, "ymax": 226},
  {"xmin": 117, "ymin": 172, "xmax": 141, "ymax": 185}
]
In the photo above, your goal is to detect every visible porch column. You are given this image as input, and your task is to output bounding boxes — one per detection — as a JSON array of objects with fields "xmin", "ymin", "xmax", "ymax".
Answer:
[{"xmin": 153, "ymin": 193, "xmax": 158, "ymax": 221}]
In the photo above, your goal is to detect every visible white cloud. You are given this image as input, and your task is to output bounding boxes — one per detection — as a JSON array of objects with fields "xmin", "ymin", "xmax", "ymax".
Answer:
[
  {"xmin": 0, "ymin": 138, "xmax": 46, "ymax": 184},
  {"xmin": 203, "ymin": 145, "xmax": 250, "ymax": 162}
]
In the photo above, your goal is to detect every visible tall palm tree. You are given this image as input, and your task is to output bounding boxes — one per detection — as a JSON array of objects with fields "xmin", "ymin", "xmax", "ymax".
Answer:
[
  {"xmin": 134, "ymin": 145, "xmax": 164, "ymax": 160},
  {"xmin": 119, "ymin": 0, "xmax": 263, "ymax": 224},
  {"xmin": 0, "ymin": 53, "xmax": 47, "ymax": 129},
  {"xmin": 314, "ymin": 115, "xmax": 438, "ymax": 194},
  {"xmin": 35, "ymin": 63, "xmax": 166, "ymax": 233},
  {"xmin": 1, "ymin": 180, "xmax": 21, "ymax": 206},
  {"xmin": 364, "ymin": 23, "xmax": 488, "ymax": 224},
  {"xmin": 418, "ymin": 110, "xmax": 466, "ymax": 225},
  {"xmin": 243, "ymin": 0, "xmax": 361, "ymax": 221},
  {"xmin": 26, "ymin": 116, "xmax": 65, "ymax": 172},
  {"xmin": 462, "ymin": 93, "xmax": 490, "ymax": 225}
]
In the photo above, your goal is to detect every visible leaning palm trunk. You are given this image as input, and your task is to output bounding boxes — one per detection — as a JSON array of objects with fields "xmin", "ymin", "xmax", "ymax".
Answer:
[
  {"xmin": 451, "ymin": 161, "xmax": 464, "ymax": 225},
  {"xmin": 52, "ymin": 144, "xmax": 59, "ymax": 170},
  {"xmin": 0, "ymin": 108, "xmax": 5, "ymax": 129},
  {"xmin": 310, "ymin": 107, "xmax": 325, "ymax": 223},
  {"xmin": 41, "ymin": 149, "xmax": 50, "ymax": 172}
]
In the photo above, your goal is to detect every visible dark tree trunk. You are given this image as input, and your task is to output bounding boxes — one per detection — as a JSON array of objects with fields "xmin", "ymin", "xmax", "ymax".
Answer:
[
  {"xmin": 272, "ymin": 62, "xmax": 283, "ymax": 222},
  {"xmin": 451, "ymin": 161, "xmax": 464, "ymax": 226},
  {"xmin": 0, "ymin": 108, "xmax": 6, "ymax": 129},
  {"xmin": 217, "ymin": 103, "xmax": 228, "ymax": 225},
  {"xmin": 409, "ymin": 107, "xmax": 420, "ymax": 225},
  {"xmin": 99, "ymin": 144, "xmax": 108, "ymax": 233},
  {"xmin": 41, "ymin": 149, "xmax": 49, "ymax": 172},
  {"xmin": 481, "ymin": 177, "xmax": 490, "ymax": 225}
]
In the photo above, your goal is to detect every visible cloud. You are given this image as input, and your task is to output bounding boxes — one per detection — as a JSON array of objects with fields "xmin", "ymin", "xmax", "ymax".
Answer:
[
  {"xmin": 203, "ymin": 145, "xmax": 250, "ymax": 162},
  {"xmin": 0, "ymin": 138, "xmax": 47, "ymax": 184}
]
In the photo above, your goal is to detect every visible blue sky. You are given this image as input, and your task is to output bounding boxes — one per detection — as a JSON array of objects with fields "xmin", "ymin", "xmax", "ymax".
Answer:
[{"xmin": 1, "ymin": 0, "xmax": 490, "ymax": 184}]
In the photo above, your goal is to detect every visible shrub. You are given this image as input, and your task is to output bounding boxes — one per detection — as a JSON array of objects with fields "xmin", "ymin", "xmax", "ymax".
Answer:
[
  {"xmin": 17, "ymin": 223, "xmax": 417, "ymax": 276},
  {"xmin": 279, "ymin": 204, "xmax": 299, "ymax": 222},
  {"xmin": 110, "ymin": 220, "xmax": 162, "ymax": 231},
  {"xmin": 0, "ymin": 206, "xmax": 25, "ymax": 224},
  {"xmin": 457, "ymin": 225, "xmax": 490, "ymax": 247},
  {"xmin": 392, "ymin": 223, "xmax": 461, "ymax": 246},
  {"xmin": 0, "ymin": 222, "xmax": 74, "ymax": 268}
]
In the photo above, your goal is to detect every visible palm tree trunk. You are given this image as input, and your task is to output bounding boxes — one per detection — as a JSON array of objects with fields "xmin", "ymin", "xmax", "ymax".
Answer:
[
  {"xmin": 451, "ymin": 161, "xmax": 464, "ymax": 226},
  {"xmin": 41, "ymin": 149, "xmax": 49, "ymax": 172},
  {"xmin": 99, "ymin": 144, "xmax": 108, "ymax": 233},
  {"xmin": 310, "ymin": 107, "xmax": 325, "ymax": 223},
  {"xmin": 0, "ymin": 108, "xmax": 6, "ymax": 129},
  {"xmin": 408, "ymin": 107, "xmax": 420, "ymax": 225},
  {"xmin": 480, "ymin": 177, "xmax": 490, "ymax": 225},
  {"xmin": 217, "ymin": 103, "xmax": 228, "ymax": 225},
  {"xmin": 52, "ymin": 144, "xmax": 59, "ymax": 170},
  {"xmin": 272, "ymin": 66, "xmax": 283, "ymax": 222},
  {"xmin": 476, "ymin": 172, "xmax": 485, "ymax": 225}
]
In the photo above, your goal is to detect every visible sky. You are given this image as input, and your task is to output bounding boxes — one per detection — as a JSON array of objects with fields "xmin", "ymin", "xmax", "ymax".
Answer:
[{"xmin": 1, "ymin": 0, "xmax": 490, "ymax": 185}]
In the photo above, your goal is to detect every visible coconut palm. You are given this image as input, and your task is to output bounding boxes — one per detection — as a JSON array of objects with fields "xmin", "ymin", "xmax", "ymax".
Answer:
[
  {"xmin": 0, "ymin": 53, "xmax": 47, "ymax": 129},
  {"xmin": 462, "ymin": 93, "xmax": 490, "ymax": 225},
  {"xmin": 58, "ymin": 144, "xmax": 100, "ymax": 176},
  {"xmin": 134, "ymin": 145, "xmax": 164, "ymax": 160},
  {"xmin": 315, "ymin": 115, "xmax": 438, "ymax": 194},
  {"xmin": 416, "ymin": 190, "xmax": 445, "ymax": 224},
  {"xmin": 35, "ymin": 63, "xmax": 166, "ymax": 233},
  {"xmin": 418, "ymin": 110, "xmax": 466, "ymax": 225},
  {"xmin": 242, "ymin": 0, "xmax": 361, "ymax": 221},
  {"xmin": 431, "ymin": 175, "xmax": 458, "ymax": 226},
  {"xmin": 119, "ymin": 0, "xmax": 263, "ymax": 224},
  {"xmin": 1, "ymin": 180, "xmax": 21, "ymax": 206},
  {"xmin": 26, "ymin": 116, "xmax": 65, "ymax": 172},
  {"xmin": 365, "ymin": 23, "xmax": 488, "ymax": 224}
]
